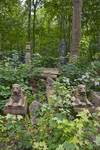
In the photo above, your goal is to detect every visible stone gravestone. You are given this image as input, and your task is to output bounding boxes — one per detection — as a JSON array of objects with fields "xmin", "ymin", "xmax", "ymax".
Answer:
[
  {"xmin": 89, "ymin": 91, "xmax": 100, "ymax": 107},
  {"xmin": 26, "ymin": 42, "xmax": 31, "ymax": 71},
  {"xmin": 59, "ymin": 42, "xmax": 66, "ymax": 65},
  {"xmin": 4, "ymin": 84, "xmax": 28, "ymax": 115},
  {"xmin": 29, "ymin": 101, "xmax": 41, "ymax": 124},
  {"xmin": 46, "ymin": 77, "xmax": 55, "ymax": 104},
  {"xmin": 71, "ymin": 84, "xmax": 95, "ymax": 113},
  {"xmin": 21, "ymin": 51, "xmax": 25, "ymax": 63}
]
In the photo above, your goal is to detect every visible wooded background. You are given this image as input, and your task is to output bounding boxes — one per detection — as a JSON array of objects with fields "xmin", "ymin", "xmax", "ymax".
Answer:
[{"xmin": 0, "ymin": 0, "xmax": 100, "ymax": 60}]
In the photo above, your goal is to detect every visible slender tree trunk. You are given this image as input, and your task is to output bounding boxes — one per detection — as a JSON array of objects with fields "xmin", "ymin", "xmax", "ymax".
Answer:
[
  {"xmin": 17, "ymin": 41, "xmax": 20, "ymax": 51},
  {"xmin": 33, "ymin": 0, "xmax": 37, "ymax": 54},
  {"xmin": 62, "ymin": 11, "xmax": 66, "ymax": 44},
  {"xmin": 10, "ymin": 44, "xmax": 12, "ymax": 51},
  {"xmin": 1, "ymin": 34, "xmax": 4, "ymax": 51},
  {"xmin": 28, "ymin": 0, "xmax": 31, "ymax": 42},
  {"xmin": 1, "ymin": 43, "xmax": 3, "ymax": 51},
  {"xmin": 48, "ymin": 18, "xmax": 50, "ymax": 49},
  {"xmin": 70, "ymin": 0, "xmax": 83, "ymax": 60},
  {"xmin": 59, "ymin": 19, "xmax": 62, "ymax": 42}
]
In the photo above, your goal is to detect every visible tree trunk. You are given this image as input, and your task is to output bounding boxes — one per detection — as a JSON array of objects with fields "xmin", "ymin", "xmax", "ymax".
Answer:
[
  {"xmin": 33, "ymin": 0, "xmax": 37, "ymax": 54},
  {"xmin": 28, "ymin": 0, "xmax": 31, "ymax": 42},
  {"xmin": 62, "ymin": 11, "xmax": 66, "ymax": 44},
  {"xmin": 70, "ymin": 0, "xmax": 83, "ymax": 60}
]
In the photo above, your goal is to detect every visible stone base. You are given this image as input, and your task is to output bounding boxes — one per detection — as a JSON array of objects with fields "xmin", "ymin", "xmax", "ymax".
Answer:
[
  {"xmin": 4, "ymin": 97, "xmax": 28, "ymax": 115},
  {"xmin": 74, "ymin": 106, "xmax": 95, "ymax": 114}
]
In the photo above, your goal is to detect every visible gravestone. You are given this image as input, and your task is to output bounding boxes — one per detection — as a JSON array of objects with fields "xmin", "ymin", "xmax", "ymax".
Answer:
[
  {"xmin": 4, "ymin": 84, "xmax": 28, "ymax": 115},
  {"xmin": 59, "ymin": 42, "xmax": 66, "ymax": 65},
  {"xmin": 21, "ymin": 51, "xmax": 25, "ymax": 63},
  {"xmin": 29, "ymin": 100, "xmax": 41, "ymax": 124},
  {"xmin": 89, "ymin": 91, "xmax": 100, "ymax": 107},
  {"xmin": 26, "ymin": 42, "xmax": 31, "ymax": 71},
  {"xmin": 46, "ymin": 77, "xmax": 55, "ymax": 104}
]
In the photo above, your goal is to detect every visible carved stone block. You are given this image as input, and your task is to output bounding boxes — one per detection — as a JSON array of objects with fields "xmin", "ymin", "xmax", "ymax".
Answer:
[
  {"xmin": 4, "ymin": 84, "xmax": 28, "ymax": 115},
  {"xmin": 71, "ymin": 84, "xmax": 95, "ymax": 113}
]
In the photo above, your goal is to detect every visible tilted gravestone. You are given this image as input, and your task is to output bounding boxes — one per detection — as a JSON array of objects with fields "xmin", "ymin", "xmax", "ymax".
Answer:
[
  {"xmin": 4, "ymin": 84, "xmax": 28, "ymax": 115},
  {"xmin": 46, "ymin": 77, "xmax": 55, "ymax": 105},
  {"xmin": 29, "ymin": 100, "xmax": 41, "ymax": 124},
  {"xmin": 89, "ymin": 91, "xmax": 100, "ymax": 107},
  {"xmin": 59, "ymin": 42, "xmax": 66, "ymax": 65}
]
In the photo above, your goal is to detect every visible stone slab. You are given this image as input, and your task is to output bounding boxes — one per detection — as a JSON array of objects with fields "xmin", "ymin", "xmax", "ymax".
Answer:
[
  {"xmin": 74, "ymin": 107, "xmax": 95, "ymax": 114},
  {"xmin": 43, "ymin": 68, "xmax": 59, "ymax": 75},
  {"xmin": 35, "ymin": 68, "xmax": 59, "ymax": 79}
]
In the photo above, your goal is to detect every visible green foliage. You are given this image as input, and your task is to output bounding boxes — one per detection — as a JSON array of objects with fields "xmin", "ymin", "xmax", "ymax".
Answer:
[
  {"xmin": 0, "ymin": 114, "xmax": 34, "ymax": 149},
  {"xmin": 60, "ymin": 56, "xmax": 100, "ymax": 92},
  {"xmin": 33, "ymin": 81, "xmax": 100, "ymax": 150},
  {"xmin": 0, "ymin": 57, "xmax": 30, "ymax": 111},
  {"xmin": 79, "ymin": 37, "xmax": 99, "ymax": 63},
  {"xmin": 0, "ymin": 55, "xmax": 44, "ymax": 112},
  {"xmin": 0, "ymin": 96, "xmax": 100, "ymax": 150}
]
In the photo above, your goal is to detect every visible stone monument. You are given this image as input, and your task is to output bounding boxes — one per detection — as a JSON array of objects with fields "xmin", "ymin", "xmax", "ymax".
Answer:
[
  {"xmin": 4, "ymin": 84, "xmax": 28, "ymax": 115},
  {"xmin": 26, "ymin": 42, "xmax": 31, "ymax": 71},
  {"xmin": 71, "ymin": 84, "xmax": 95, "ymax": 113},
  {"xmin": 59, "ymin": 42, "xmax": 66, "ymax": 65}
]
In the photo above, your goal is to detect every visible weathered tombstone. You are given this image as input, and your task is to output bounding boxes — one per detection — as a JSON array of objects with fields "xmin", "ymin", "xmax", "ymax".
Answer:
[
  {"xmin": 46, "ymin": 77, "xmax": 55, "ymax": 104},
  {"xmin": 26, "ymin": 42, "xmax": 31, "ymax": 71},
  {"xmin": 59, "ymin": 42, "xmax": 66, "ymax": 65},
  {"xmin": 29, "ymin": 101, "xmax": 41, "ymax": 124},
  {"xmin": 0, "ymin": 54, "xmax": 3, "ymax": 61},
  {"xmin": 71, "ymin": 84, "xmax": 95, "ymax": 113},
  {"xmin": 21, "ymin": 51, "xmax": 25, "ymax": 63},
  {"xmin": 4, "ymin": 84, "xmax": 28, "ymax": 115},
  {"xmin": 46, "ymin": 77, "xmax": 55, "ymax": 88},
  {"xmin": 89, "ymin": 91, "xmax": 100, "ymax": 107}
]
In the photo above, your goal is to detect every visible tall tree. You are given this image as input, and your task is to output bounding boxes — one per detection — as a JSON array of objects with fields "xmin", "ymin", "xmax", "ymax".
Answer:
[
  {"xmin": 33, "ymin": 0, "xmax": 38, "ymax": 53},
  {"xmin": 70, "ymin": 0, "xmax": 83, "ymax": 60},
  {"xmin": 28, "ymin": 0, "xmax": 31, "ymax": 42}
]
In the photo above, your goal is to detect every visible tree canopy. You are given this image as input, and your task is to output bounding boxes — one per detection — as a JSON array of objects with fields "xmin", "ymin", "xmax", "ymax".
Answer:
[{"xmin": 0, "ymin": 0, "xmax": 99, "ymax": 58}]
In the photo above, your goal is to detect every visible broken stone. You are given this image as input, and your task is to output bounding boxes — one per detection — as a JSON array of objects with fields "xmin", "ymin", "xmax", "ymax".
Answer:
[{"xmin": 46, "ymin": 77, "xmax": 55, "ymax": 87}]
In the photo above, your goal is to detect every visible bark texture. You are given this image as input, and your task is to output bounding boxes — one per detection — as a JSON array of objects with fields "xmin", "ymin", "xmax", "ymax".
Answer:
[{"xmin": 70, "ymin": 0, "xmax": 83, "ymax": 60}]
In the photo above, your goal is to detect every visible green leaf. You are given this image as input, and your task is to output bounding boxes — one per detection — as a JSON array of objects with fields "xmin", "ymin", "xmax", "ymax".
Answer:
[
  {"xmin": 49, "ymin": 120, "xmax": 57, "ymax": 127},
  {"xmin": 56, "ymin": 144, "xmax": 64, "ymax": 150},
  {"xmin": 56, "ymin": 113, "xmax": 66, "ymax": 120},
  {"xmin": 94, "ymin": 135, "xmax": 100, "ymax": 146},
  {"xmin": 5, "ymin": 113, "xmax": 13, "ymax": 120},
  {"xmin": 63, "ymin": 141, "xmax": 75, "ymax": 150},
  {"xmin": 17, "ymin": 115, "xmax": 23, "ymax": 120}
]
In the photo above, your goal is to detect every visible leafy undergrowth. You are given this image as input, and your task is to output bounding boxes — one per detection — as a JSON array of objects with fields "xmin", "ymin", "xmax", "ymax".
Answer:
[
  {"xmin": 0, "ymin": 81, "xmax": 100, "ymax": 150},
  {"xmin": 0, "ymin": 54, "xmax": 100, "ymax": 149}
]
